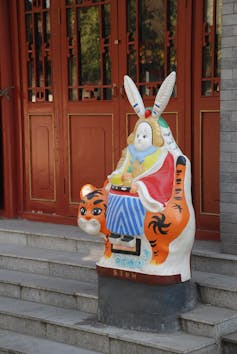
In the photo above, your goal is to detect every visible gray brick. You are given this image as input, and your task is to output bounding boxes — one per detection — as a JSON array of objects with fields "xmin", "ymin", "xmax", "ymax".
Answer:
[
  {"xmin": 221, "ymin": 233, "xmax": 237, "ymax": 245},
  {"xmin": 220, "ymin": 163, "xmax": 237, "ymax": 174},
  {"xmin": 233, "ymin": 69, "xmax": 237, "ymax": 78},
  {"xmin": 223, "ymin": 3, "xmax": 234, "ymax": 15},
  {"xmin": 221, "ymin": 57, "xmax": 237, "ymax": 69},
  {"xmin": 233, "ymin": 24, "xmax": 237, "ymax": 34},
  {"xmin": 231, "ymin": 111, "xmax": 237, "ymax": 121},
  {"xmin": 221, "ymin": 47, "xmax": 234, "ymax": 58},
  {"xmin": 229, "ymin": 172, "xmax": 237, "ymax": 182},
  {"xmin": 220, "ymin": 202, "xmax": 237, "ymax": 213},
  {"xmin": 221, "ymin": 142, "xmax": 237, "ymax": 153},
  {"xmin": 221, "ymin": 132, "xmax": 232, "ymax": 142},
  {"xmin": 221, "ymin": 172, "xmax": 233, "ymax": 183},
  {"xmin": 221, "ymin": 89, "xmax": 237, "ymax": 101},
  {"xmin": 221, "ymin": 89, "xmax": 237, "ymax": 100},
  {"xmin": 221, "ymin": 81, "xmax": 237, "ymax": 91},
  {"xmin": 220, "ymin": 211, "xmax": 237, "ymax": 224},
  {"xmin": 222, "ymin": 36, "xmax": 237, "ymax": 48},
  {"xmin": 223, "ymin": 0, "xmax": 236, "ymax": 4},
  {"xmin": 222, "ymin": 14, "xmax": 237, "ymax": 26},
  {"xmin": 220, "ymin": 192, "xmax": 237, "ymax": 203},
  {"xmin": 221, "ymin": 182, "xmax": 237, "ymax": 193},
  {"xmin": 220, "ymin": 152, "xmax": 232, "ymax": 162},
  {"xmin": 220, "ymin": 120, "xmax": 237, "ymax": 131},
  {"xmin": 222, "ymin": 25, "xmax": 235, "ymax": 36},
  {"xmin": 221, "ymin": 110, "xmax": 233, "ymax": 120},
  {"xmin": 221, "ymin": 100, "xmax": 237, "ymax": 111},
  {"xmin": 231, "ymin": 133, "xmax": 237, "ymax": 141},
  {"xmin": 222, "ymin": 69, "xmax": 233, "ymax": 79}
]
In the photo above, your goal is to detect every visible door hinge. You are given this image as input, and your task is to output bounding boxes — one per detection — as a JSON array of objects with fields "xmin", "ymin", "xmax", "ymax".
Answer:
[{"xmin": 0, "ymin": 86, "xmax": 14, "ymax": 100}]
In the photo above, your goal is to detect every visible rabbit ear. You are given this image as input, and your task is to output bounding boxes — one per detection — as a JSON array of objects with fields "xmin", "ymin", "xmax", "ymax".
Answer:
[
  {"xmin": 152, "ymin": 72, "xmax": 176, "ymax": 118},
  {"xmin": 124, "ymin": 75, "xmax": 145, "ymax": 119}
]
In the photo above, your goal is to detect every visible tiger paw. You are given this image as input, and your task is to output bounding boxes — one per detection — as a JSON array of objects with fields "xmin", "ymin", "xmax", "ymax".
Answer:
[
  {"xmin": 120, "ymin": 235, "xmax": 136, "ymax": 248},
  {"xmin": 109, "ymin": 233, "xmax": 121, "ymax": 245}
]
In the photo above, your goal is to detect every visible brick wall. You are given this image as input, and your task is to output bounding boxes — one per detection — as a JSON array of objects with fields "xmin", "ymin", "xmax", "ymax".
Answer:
[{"xmin": 220, "ymin": 0, "xmax": 237, "ymax": 254}]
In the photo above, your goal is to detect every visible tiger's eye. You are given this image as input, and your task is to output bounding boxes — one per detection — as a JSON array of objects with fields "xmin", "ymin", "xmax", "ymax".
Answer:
[
  {"xmin": 80, "ymin": 207, "xmax": 87, "ymax": 215},
  {"xmin": 92, "ymin": 208, "xmax": 102, "ymax": 216}
]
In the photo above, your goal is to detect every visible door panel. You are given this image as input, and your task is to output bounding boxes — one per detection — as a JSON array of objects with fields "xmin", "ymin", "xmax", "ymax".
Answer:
[
  {"xmin": 68, "ymin": 113, "xmax": 114, "ymax": 203},
  {"xmin": 200, "ymin": 110, "xmax": 219, "ymax": 215},
  {"xmin": 192, "ymin": 0, "xmax": 221, "ymax": 239},
  {"xmin": 28, "ymin": 114, "xmax": 55, "ymax": 201}
]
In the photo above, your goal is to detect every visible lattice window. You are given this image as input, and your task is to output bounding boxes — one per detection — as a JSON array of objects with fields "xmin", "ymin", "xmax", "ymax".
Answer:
[
  {"xmin": 202, "ymin": 0, "xmax": 222, "ymax": 96},
  {"xmin": 25, "ymin": 0, "xmax": 52, "ymax": 102},
  {"xmin": 66, "ymin": 0, "xmax": 112, "ymax": 101},
  {"xmin": 126, "ymin": 0, "xmax": 177, "ymax": 96}
]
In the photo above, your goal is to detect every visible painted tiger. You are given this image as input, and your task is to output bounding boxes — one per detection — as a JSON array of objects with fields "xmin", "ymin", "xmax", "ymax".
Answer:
[
  {"xmin": 144, "ymin": 155, "xmax": 190, "ymax": 265},
  {"xmin": 77, "ymin": 184, "xmax": 112, "ymax": 258},
  {"xmin": 78, "ymin": 155, "xmax": 192, "ymax": 266}
]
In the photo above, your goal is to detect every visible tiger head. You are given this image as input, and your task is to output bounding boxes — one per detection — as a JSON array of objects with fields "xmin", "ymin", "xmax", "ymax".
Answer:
[{"xmin": 78, "ymin": 184, "xmax": 108, "ymax": 237}]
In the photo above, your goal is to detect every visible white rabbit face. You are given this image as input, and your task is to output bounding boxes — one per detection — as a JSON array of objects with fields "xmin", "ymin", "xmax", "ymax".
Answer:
[{"xmin": 134, "ymin": 122, "xmax": 152, "ymax": 151}]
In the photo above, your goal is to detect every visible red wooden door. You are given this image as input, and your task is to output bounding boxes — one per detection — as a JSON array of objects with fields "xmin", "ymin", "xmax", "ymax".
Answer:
[{"xmin": 192, "ymin": 0, "xmax": 221, "ymax": 240}]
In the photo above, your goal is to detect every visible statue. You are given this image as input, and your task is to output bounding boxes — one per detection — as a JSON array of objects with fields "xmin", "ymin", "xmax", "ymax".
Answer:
[{"xmin": 78, "ymin": 72, "xmax": 195, "ymax": 284}]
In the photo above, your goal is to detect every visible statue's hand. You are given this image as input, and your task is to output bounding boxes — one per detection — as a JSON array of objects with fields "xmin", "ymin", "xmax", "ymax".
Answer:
[
  {"xmin": 121, "ymin": 172, "xmax": 133, "ymax": 183},
  {"xmin": 130, "ymin": 183, "xmax": 138, "ymax": 194}
]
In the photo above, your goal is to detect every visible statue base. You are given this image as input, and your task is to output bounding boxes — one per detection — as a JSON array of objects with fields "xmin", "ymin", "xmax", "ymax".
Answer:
[{"xmin": 97, "ymin": 265, "xmax": 197, "ymax": 332}]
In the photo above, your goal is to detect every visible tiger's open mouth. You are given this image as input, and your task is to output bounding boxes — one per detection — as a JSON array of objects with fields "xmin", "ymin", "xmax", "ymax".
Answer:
[{"xmin": 78, "ymin": 218, "xmax": 101, "ymax": 236}]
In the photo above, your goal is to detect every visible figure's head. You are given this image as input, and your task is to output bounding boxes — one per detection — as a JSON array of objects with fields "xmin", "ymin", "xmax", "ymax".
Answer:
[
  {"xmin": 134, "ymin": 121, "xmax": 152, "ymax": 151},
  {"xmin": 127, "ymin": 116, "xmax": 164, "ymax": 148},
  {"xmin": 124, "ymin": 72, "xmax": 176, "ymax": 149}
]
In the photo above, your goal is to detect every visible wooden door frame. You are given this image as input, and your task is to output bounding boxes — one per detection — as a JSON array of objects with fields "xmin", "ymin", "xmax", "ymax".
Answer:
[
  {"xmin": 191, "ymin": 0, "xmax": 220, "ymax": 240},
  {"xmin": 0, "ymin": 0, "xmax": 22, "ymax": 218}
]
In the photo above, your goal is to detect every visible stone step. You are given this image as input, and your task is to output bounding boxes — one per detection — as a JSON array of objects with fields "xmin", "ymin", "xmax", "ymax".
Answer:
[
  {"xmin": 192, "ymin": 241, "xmax": 237, "ymax": 277},
  {"xmin": 0, "ymin": 243, "xmax": 99, "ymax": 283},
  {"xmin": 221, "ymin": 331, "xmax": 237, "ymax": 354},
  {"xmin": 0, "ymin": 329, "xmax": 103, "ymax": 354},
  {"xmin": 0, "ymin": 269, "xmax": 97, "ymax": 314},
  {"xmin": 0, "ymin": 219, "xmax": 104, "ymax": 254},
  {"xmin": 193, "ymin": 271, "xmax": 237, "ymax": 310},
  {"xmin": 180, "ymin": 303, "xmax": 237, "ymax": 340},
  {"xmin": 0, "ymin": 296, "xmax": 217, "ymax": 354}
]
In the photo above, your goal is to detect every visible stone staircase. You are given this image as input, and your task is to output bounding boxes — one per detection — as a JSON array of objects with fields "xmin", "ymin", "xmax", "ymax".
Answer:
[{"xmin": 0, "ymin": 219, "xmax": 236, "ymax": 354}]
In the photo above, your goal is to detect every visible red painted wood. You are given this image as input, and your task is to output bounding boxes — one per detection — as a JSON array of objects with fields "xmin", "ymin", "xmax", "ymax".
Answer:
[
  {"xmin": 0, "ymin": 0, "xmax": 17, "ymax": 217},
  {"xmin": 29, "ymin": 115, "xmax": 55, "ymax": 200},
  {"xmin": 192, "ymin": 0, "xmax": 220, "ymax": 240}
]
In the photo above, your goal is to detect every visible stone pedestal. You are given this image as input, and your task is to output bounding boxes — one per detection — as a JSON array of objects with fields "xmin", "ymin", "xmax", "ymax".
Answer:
[{"xmin": 97, "ymin": 269, "xmax": 197, "ymax": 332}]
